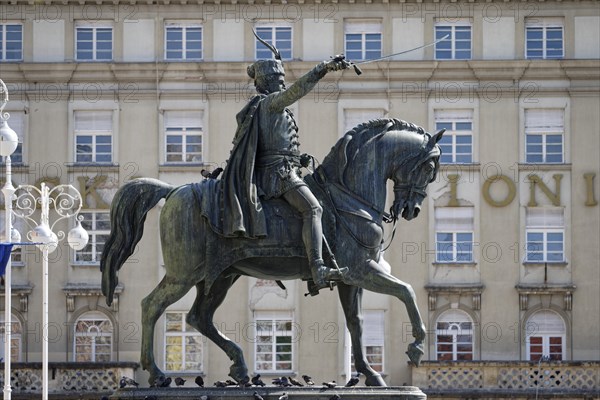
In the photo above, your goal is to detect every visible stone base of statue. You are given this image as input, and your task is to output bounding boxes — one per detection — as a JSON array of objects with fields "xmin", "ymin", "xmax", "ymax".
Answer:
[{"xmin": 109, "ymin": 386, "xmax": 426, "ymax": 399}]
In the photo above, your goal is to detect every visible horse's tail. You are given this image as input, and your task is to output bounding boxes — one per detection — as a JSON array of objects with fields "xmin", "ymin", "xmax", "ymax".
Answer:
[{"xmin": 101, "ymin": 178, "xmax": 174, "ymax": 306}]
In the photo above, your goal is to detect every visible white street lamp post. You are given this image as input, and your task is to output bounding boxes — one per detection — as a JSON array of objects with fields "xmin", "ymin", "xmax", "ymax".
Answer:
[
  {"xmin": 1, "ymin": 79, "xmax": 89, "ymax": 400},
  {"xmin": 13, "ymin": 184, "xmax": 88, "ymax": 400}
]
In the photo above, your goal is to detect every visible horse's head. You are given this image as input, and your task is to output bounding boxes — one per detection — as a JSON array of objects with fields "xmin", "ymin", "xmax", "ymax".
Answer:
[{"xmin": 390, "ymin": 129, "xmax": 444, "ymax": 221}]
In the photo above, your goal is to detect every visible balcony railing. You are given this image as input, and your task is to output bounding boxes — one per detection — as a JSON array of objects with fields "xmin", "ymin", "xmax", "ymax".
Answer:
[
  {"xmin": 0, "ymin": 362, "xmax": 138, "ymax": 395},
  {"xmin": 412, "ymin": 360, "xmax": 599, "ymax": 398}
]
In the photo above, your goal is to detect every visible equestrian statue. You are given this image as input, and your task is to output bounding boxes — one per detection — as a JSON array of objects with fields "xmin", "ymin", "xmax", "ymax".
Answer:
[{"xmin": 100, "ymin": 35, "xmax": 444, "ymax": 387}]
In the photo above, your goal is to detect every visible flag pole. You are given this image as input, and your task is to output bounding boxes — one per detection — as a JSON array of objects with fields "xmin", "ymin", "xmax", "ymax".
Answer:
[{"xmin": 1, "ymin": 77, "xmax": 19, "ymax": 400}]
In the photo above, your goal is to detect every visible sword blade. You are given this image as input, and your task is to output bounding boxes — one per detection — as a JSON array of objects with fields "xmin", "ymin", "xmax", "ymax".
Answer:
[{"xmin": 354, "ymin": 34, "xmax": 450, "ymax": 66}]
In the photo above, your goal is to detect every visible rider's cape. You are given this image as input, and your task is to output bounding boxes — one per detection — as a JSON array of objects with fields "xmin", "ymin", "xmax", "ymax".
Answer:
[{"xmin": 221, "ymin": 95, "xmax": 268, "ymax": 238}]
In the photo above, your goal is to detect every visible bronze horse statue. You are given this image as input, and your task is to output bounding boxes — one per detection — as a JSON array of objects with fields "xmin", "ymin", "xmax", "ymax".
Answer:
[{"xmin": 101, "ymin": 118, "xmax": 443, "ymax": 386}]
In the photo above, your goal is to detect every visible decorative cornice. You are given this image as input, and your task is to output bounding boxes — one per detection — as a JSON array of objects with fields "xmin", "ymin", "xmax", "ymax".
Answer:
[
  {"xmin": 2, "ymin": 60, "xmax": 598, "ymax": 86},
  {"xmin": 0, "ymin": 284, "xmax": 34, "ymax": 295},
  {"xmin": 0, "ymin": 284, "xmax": 33, "ymax": 312},
  {"xmin": 515, "ymin": 284, "xmax": 576, "ymax": 294},
  {"xmin": 425, "ymin": 284, "xmax": 485, "ymax": 294},
  {"xmin": 62, "ymin": 283, "xmax": 123, "ymax": 297},
  {"xmin": 0, "ymin": 0, "xmax": 588, "ymax": 5},
  {"xmin": 425, "ymin": 284, "xmax": 485, "ymax": 311},
  {"xmin": 518, "ymin": 163, "xmax": 573, "ymax": 171},
  {"xmin": 516, "ymin": 284, "xmax": 575, "ymax": 311},
  {"xmin": 63, "ymin": 283, "xmax": 123, "ymax": 312}
]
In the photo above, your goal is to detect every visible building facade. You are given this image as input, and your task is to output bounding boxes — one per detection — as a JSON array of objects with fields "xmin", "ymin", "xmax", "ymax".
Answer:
[{"xmin": 0, "ymin": 0, "xmax": 598, "ymax": 396}]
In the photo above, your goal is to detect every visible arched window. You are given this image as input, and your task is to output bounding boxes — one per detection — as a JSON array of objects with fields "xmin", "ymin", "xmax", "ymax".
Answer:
[
  {"xmin": 436, "ymin": 309, "xmax": 474, "ymax": 361},
  {"xmin": 0, "ymin": 313, "xmax": 22, "ymax": 362},
  {"xmin": 526, "ymin": 310, "xmax": 565, "ymax": 361},
  {"xmin": 73, "ymin": 311, "xmax": 113, "ymax": 362}
]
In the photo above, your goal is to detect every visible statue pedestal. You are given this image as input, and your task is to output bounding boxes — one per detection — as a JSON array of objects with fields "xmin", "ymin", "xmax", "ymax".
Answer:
[{"xmin": 110, "ymin": 386, "xmax": 426, "ymax": 399}]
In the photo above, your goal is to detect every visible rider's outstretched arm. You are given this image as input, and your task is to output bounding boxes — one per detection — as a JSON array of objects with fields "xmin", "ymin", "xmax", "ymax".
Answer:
[{"xmin": 268, "ymin": 59, "xmax": 349, "ymax": 112}]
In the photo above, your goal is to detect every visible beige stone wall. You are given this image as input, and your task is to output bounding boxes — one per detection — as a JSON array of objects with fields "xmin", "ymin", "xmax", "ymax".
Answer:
[{"xmin": 0, "ymin": 0, "xmax": 598, "ymax": 389}]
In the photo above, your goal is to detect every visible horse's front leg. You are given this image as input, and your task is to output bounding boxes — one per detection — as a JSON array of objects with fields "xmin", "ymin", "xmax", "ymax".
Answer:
[
  {"xmin": 337, "ymin": 283, "xmax": 387, "ymax": 386},
  {"xmin": 346, "ymin": 259, "xmax": 426, "ymax": 366}
]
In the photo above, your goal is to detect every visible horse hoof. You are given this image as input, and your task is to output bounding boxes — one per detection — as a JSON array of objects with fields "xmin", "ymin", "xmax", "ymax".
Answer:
[
  {"xmin": 148, "ymin": 373, "xmax": 165, "ymax": 386},
  {"xmin": 229, "ymin": 365, "xmax": 249, "ymax": 384},
  {"xmin": 365, "ymin": 373, "xmax": 387, "ymax": 387},
  {"xmin": 406, "ymin": 342, "xmax": 424, "ymax": 367}
]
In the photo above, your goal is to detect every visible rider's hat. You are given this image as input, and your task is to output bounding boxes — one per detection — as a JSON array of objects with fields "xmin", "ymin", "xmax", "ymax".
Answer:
[
  {"xmin": 247, "ymin": 59, "xmax": 285, "ymax": 80},
  {"xmin": 248, "ymin": 28, "xmax": 285, "ymax": 80}
]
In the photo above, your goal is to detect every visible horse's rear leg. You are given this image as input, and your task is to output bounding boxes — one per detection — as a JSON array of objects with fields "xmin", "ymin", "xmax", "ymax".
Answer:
[
  {"xmin": 186, "ymin": 276, "xmax": 249, "ymax": 383},
  {"xmin": 351, "ymin": 259, "xmax": 426, "ymax": 366},
  {"xmin": 337, "ymin": 283, "xmax": 387, "ymax": 387},
  {"xmin": 140, "ymin": 276, "xmax": 194, "ymax": 384}
]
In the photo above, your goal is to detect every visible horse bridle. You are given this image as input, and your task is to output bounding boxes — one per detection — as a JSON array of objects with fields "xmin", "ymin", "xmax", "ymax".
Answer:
[
  {"xmin": 390, "ymin": 183, "xmax": 428, "ymax": 221},
  {"xmin": 389, "ymin": 152, "xmax": 439, "ymax": 221}
]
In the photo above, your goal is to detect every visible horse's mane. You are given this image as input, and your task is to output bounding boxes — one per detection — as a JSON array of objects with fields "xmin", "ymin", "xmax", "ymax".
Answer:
[{"xmin": 319, "ymin": 118, "xmax": 428, "ymax": 182}]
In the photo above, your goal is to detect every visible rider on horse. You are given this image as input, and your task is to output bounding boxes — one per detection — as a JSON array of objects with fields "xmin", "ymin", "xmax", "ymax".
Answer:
[{"xmin": 220, "ymin": 35, "xmax": 350, "ymax": 289}]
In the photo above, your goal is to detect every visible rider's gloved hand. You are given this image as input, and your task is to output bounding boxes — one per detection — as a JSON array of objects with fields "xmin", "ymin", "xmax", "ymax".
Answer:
[{"xmin": 325, "ymin": 58, "xmax": 351, "ymax": 72}]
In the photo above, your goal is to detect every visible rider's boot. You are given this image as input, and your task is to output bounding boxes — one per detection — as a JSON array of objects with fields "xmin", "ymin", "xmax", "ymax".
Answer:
[{"xmin": 311, "ymin": 258, "xmax": 344, "ymax": 289}]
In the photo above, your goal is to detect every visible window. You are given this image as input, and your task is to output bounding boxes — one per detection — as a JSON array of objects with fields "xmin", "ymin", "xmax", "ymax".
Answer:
[
  {"xmin": 74, "ymin": 211, "xmax": 110, "ymax": 265},
  {"xmin": 344, "ymin": 21, "xmax": 382, "ymax": 61},
  {"xmin": 343, "ymin": 109, "xmax": 385, "ymax": 133},
  {"xmin": 435, "ymin": 110, "xmax": 473, "ymax": 164},
  {"xmin": 526, "ymin": 19, "xmax": 564, "ymax": 59},
  {"xmin": 435, "ymin": 207, "xmax": 474, "ymax": 263},
  {"xmin": 254, "ymin": 311, "xmax": 294, "ymax": 372},
  {"xmin": 74, "ymin": 111, "xmax": 113, "ymax": 164},
  {"xmin": 255, "ymin": 25, "xmax": 292, "ymax": 60},
  {"xmin": 165, "ymin": 23, "xmax": 202, "ymax": 61},
  {"xmin": 0, "ymin": 218, "xmax": 26, "ymax": 266},
  {"xmin": 435, "ymin": 21, "xmax": 472, "ymax": 60},
  {"xmin": 525, "ymin": 208, "xmax": 564, "ymax": 262},
  {"xmin": 525, "ymin": 109, "xmax": 564, "ymax": 163},
  {"xmin": 349, "ymin": 310, "xmax": 385, "ymax": 373},
  {"xmin": 164, "ymin": 311, "xmax": 203, "ymax": 372},
  {"xmin": 0, "ymin": 23, "xmax": 22, "ymax": 61},
  {"xmin": 436, "ymin": 310, "xmax": 474, "ymax": 361},
  {"xmin": 76, "ymin": 25, "xmax": 113, "ymax": 61},
  {"xmin": 74, "ymin": 311, "xmax": 113, "ymax": 362},
  {"xmin": 164, "ymin": 111, "xmax": 203, "ymax": 164},
  {"xmin": 526, "ymin": 310, "xmax": 565, "ymax": 361},
  {"xmin": 0, "ymin": 313, "xmax": 22, "ymax": 362}
]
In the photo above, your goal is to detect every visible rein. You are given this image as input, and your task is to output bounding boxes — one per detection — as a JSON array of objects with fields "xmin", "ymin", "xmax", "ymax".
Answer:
[{"xmin": 314, "ymin": 168, "xmax": 396, "ymax": 251}]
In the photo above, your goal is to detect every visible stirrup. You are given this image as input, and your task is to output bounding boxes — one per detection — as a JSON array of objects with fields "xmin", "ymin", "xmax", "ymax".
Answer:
[{"xmin": 312, "ymin": 263, "xmax": 345, "ymax": 290}]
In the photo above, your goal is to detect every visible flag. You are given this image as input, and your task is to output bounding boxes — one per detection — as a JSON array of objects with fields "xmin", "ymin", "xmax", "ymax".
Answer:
[{"xmin": 0, "ymin": 243, "xmax": 15, "ymax": 277}]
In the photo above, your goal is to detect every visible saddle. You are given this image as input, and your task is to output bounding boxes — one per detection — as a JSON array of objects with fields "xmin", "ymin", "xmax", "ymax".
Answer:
[{"xmin": 191, "ymin": 177, "xmax": 339, "ymax": 295}]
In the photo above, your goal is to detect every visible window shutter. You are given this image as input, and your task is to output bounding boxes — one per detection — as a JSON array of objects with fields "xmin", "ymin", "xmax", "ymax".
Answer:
[
  {"xmin": 526, "ymin": 207, "xmax": 564, "ymax": 228},
  {"xmin": 525, "ymin": 17, "xmax": 564, "ymax": 28},
  {"xmin": 434, "ymin": 109, "xmax": 473, "ymax": 122},
  {"xmin": 362, "ymin": 310, "xmax": 384, "ymax": 346},
  {"xmin": 525, "ymin": 109, "xmax": 564, "ymax": 133},
  {"xmin": 344, "ymin": 109, "xmax": 384, "ymax": 132},
  {"xmin": 438, "ymin": 309, "xmax": 472, "ymax": 324},
  {"xmin": 344, "ymin": 21, "xmax": 381, "ymax": 34},
  {"xmin": 253, "ymin": 310, "xmax": 293, "ymax": 321},
  {"xmin": 74, "ymin": 111, "xmax": 112, "ymax": 132},
  {"xmin": 164, "ymin": 111, "xmax": 203, "ymax": 129},
  {"xmin": 435, "ymin": 207, "xmax": 474, "ymax": 231},
  {"xmin": 6, "ymin": 111, "xmax": 24, "ymax": 140},
  {"xmin": 528, "ymin": 310, "xmax": 565, "ymax": 334}
]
